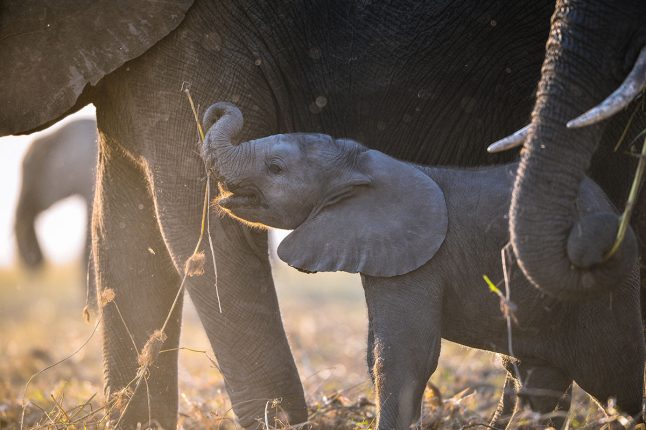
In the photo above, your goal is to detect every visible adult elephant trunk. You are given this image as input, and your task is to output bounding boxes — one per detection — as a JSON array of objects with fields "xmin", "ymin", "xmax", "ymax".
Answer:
[
  {"xmin": 510, "ymin": 0, "xmax": 643, "ymax": 300},
  {"xmin": 202, "ymin": 102, "xmax": 253, "ymax": 180}
]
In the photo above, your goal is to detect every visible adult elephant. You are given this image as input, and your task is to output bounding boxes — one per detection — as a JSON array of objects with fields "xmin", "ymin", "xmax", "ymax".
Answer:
[
  {"xmin": 3, "ymin": 0, "xmax": 625, "ymax": 428},
  {"xmin": 15, "ymin": 118, "xmax": 97, "ymax": 272},
  {"xmin": 489, "ymin": 0, "xmax": 646, "ymax": 301}
]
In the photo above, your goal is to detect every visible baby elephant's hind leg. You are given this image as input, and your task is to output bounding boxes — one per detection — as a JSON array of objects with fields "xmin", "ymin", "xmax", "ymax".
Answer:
[{"xmin": 512, "ymin": 361, "xmax": 572, "ymax": 429}]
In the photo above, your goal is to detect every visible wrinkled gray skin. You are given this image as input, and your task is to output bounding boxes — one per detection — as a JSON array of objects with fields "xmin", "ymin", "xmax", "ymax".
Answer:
[
  {"xmin": 15, "ymin": 118, "xmax": 97, "ymax": 270},
  {"xmin": 202, "ymin": 104, "xmax": 645, "ymax": 430}
]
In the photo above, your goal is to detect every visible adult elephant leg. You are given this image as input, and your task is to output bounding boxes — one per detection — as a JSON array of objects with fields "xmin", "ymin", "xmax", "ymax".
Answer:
[
  {"xmin": 93, "ymin": 138, "xmax": 183, "ymax": 428},
  {"xmin": 88, "ymin": 3, "xmax": 306, "ymax": 420},
  {"xmin": 93, "ymin": 101, "xmax": 306, "ymax": 427},
  {"xmin": 150, "ymin": 171, "xmax": 307, "ymax": 428}
]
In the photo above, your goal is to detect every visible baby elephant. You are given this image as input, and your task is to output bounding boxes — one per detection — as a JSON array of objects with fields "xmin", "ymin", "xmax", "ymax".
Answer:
[{"xmin": 200, "ymin": 102, "xmax": 644, "ymax": 430}]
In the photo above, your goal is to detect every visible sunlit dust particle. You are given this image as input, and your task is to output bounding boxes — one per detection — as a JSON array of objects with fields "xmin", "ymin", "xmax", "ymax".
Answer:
[{"xmin": 315, "ymin": 96, "xmax": 328, "ymax": 108}]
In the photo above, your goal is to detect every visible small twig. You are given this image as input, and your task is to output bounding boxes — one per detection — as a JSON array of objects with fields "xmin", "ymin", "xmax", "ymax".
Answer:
[
  {"xmin": 66, "ymin": 404, "xmax": 108, "ymax": 427},
  {"xmin": 157, "ymin": 88, "xmax": 217, "ymax": 334},
  {"xmin": 159, "ymin": 346, "xmax": 222, "ymax": 372},
  {"xmin": 501, "ymin": 244, "xmax": 522, "ymax": 385},
  {"xmin": 264, "ymin": 399, "xmax": 272, "ymax": 429},
  {"xmin": 605, "ymin": 134, "xmax": 646, "ymax": 260},
  {"xmin": 206, "ymin": 177, "xmax": 222, "ymax": 313},
  {"xmin": 185, "ymin": 86, "xmax": 222, "ymax": 314},
  {"xmin": 50, "ymin": 392, "xmax": 71, "ymax": 423},
  {"xmin": 114, "ymin": 374, "xmax": 146, "ymax": 428},
  {"xmin": 145, "ymin": 377, "xmax": 152, "ymax": 427},
  {"xmin": 613, "ymin": 98, "xmax": 643, "ymax": 151},
  {"xmin": 28, "ymin": 401, "xmax": 57, "ymax": 428},
  {"xmin": 113, "ymin": 301, "xmax": 138, "ymax": 352},
  {"xmin": 67, "ymin": 393, "xmax": 97, "ymax": 421},
  {"xmin": 482, "ymin": 246, "xmax": 522, "ymax": 385},
  {"xmin": 185, "ymin": 87, "xmax": 206, "ymax": 140}
]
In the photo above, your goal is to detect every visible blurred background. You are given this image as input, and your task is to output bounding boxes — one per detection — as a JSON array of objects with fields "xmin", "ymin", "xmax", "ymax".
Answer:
[{"xmin": 0, "ymin": 106, "xmax": 96, "ymax": 268}]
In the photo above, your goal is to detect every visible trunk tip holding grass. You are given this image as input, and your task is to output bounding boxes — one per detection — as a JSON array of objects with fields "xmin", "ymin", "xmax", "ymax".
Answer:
[{"xmin": 508, "ymin": 2, "xmax": 644, "ymax": 301}]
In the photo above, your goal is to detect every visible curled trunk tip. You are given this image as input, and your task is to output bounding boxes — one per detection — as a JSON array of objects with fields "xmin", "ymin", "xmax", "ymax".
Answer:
[
  {"xmin": 201, "ymin": 102, "xmax": 245, "ymax": 172},
  {"xmin": 202, "ymin": 102, "xmax": 244, "ymax": 136}
]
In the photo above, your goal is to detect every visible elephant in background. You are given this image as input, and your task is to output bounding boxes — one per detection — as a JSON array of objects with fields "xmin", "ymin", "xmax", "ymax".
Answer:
[
  {"xmin": 15, "ymin": 118, "xmax": 97, "ymax": 271},
  {"xmin": 199, "ymin": 103, "xmax": 644, "ymax": 430},
  {"xmin": 2, "ymin": 0, "xmax": 643, "ymax": 428},
  {"xmin": 488, "ymin": 0, "xmax": 646, "ymax": 301}
]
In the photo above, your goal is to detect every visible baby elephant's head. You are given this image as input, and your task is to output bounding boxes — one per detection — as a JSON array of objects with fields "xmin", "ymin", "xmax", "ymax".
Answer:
[
  {"xmin": 201, "ymin": 102, "xmax": 448, "ymax": 277},
  {"xmin": 200, "ymin": 102, "xmax": 367, "ymax": 229}
]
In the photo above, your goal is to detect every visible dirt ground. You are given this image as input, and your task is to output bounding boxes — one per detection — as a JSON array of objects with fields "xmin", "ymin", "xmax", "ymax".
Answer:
[{"xmin": 0, "ymin": 258, "xmax": 620, "ymax": 429}]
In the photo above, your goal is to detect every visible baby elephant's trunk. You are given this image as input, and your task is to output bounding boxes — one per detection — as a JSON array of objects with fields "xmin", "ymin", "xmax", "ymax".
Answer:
[{"xmin": 201, "ymin": 102, "xmax": 245, "ymax": 179}]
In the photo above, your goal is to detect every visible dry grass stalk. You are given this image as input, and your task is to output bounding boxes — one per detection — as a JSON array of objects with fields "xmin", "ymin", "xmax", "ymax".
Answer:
[
  {"xmin": 184, "ymin": 84, "xmax": 222, "ymax": 313},
  {"xmin": 605, "ymin": 133, "xmax": 646, "ymax": 260},
  {"xmin": 19, "ymin": 317, "xmax": 103, "ymax": 430}
]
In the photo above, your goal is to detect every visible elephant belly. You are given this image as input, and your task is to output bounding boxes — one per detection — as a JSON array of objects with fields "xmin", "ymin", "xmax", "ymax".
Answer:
[{"xmin": 238, "ymin": 0, "xmax": 553, "ymax": 166}]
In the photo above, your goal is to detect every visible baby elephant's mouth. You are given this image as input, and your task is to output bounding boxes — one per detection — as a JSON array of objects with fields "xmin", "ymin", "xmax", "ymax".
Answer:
[{"xmin": 215, "ymin": 182, "xmax": 262, "ymax": 211}]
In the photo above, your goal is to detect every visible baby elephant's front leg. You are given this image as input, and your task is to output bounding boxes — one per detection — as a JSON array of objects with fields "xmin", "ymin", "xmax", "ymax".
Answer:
[{"xmin": 363, "ymin": 275, "xmax": 442, "ymax": 430}]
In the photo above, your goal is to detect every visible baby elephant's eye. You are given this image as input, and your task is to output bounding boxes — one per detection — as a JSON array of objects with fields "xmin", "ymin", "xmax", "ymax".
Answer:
[{"xmin": 268, "ymin": 162, "xmax": 283, "ymax": 174}]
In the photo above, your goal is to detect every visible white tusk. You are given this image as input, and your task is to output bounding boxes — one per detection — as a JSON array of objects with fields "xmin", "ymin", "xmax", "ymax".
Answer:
[
  {"xmin": 487, "ymin": 125, "xmax": 530, "ymax": 153},
  {"xmin": 567, "ymin": 46, "xmax": 646, "ymax": 129}
]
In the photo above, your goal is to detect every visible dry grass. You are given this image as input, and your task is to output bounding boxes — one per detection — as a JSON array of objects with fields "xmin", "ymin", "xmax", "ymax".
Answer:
[{"xmin": 0, "ymin": 261, "xmax": 633, "ymax": 429}]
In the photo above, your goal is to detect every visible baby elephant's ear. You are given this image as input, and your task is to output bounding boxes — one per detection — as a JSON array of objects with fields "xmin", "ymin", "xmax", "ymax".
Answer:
[{"xmin": 277, "ymin": 150, "xmax": 448, "ymax": 277}]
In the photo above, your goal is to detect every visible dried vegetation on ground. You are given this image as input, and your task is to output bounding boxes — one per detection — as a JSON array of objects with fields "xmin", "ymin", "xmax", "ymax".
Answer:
[{"xmin": 0, "ymin": 263, "xmax": 629, "ymax": 429}]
